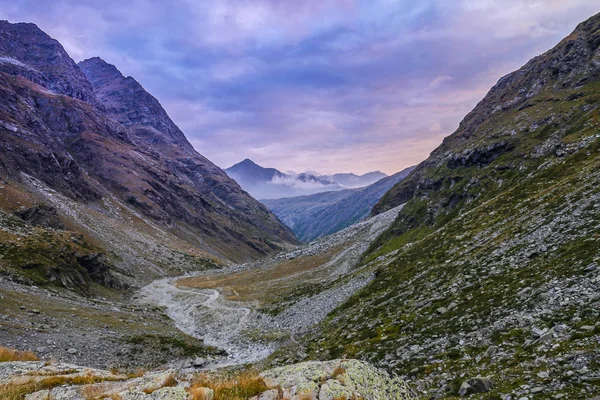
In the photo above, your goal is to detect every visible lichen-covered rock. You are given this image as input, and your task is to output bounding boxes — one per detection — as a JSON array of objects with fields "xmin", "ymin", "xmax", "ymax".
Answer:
[
  {"xmin": 7, "ymin": 359, "xmax": 414, "ymax": 400},
  {"xmin": 119, "ymin": 386, "xmax": 188, "ymax": 400},
  {"xmin": 260, "ymin": 359, "xmax": 415, "ymax": 400},
  {"xmin": 318, "ymin": 379, "xmax": 353, "ymax": 400}
]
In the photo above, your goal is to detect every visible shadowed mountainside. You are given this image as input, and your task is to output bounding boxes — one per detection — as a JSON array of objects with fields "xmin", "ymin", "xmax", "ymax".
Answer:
[{"xmin": 0, "ymin": 20, "xmax": 297, "ymax": 292}]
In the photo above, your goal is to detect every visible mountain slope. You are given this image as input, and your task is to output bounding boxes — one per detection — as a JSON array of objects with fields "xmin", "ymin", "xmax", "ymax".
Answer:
[
  {"xmin": 301, "ymin": 12, "xmax": 600, "ymax": 399},
  {"xmin": 0, "ymin": 21, "xmax": 296, "ymax": 291},
  {"xmin": 225, "ymin": 159, "xmax": 343, "ymax": 199},
  {"xmin": 263, "ymin": 166, "xmax": 414, "ymax": 242}
]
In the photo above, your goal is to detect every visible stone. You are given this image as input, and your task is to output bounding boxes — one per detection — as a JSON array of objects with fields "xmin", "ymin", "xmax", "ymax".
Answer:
[
  {"xmin": 580, "ymin": 325, "xmax": 594, "ymax": 331},
  {"xmin": 436, "ymin": 307, "xmax": 447, "ymax": 315},
  {"xmin": 458, "ymin": 377, "xmax": 493, "ymax": 396},
  {"xmin": 319, "ymin": 379, "xmax": 353, "ymax": 400},
  {"xmin": 192, "ymin": 357, "xmax": 208, "ymax": 367},
  {"xmin": 483, "ymin": 346, "xmax": 498, "ymax": 359},
  {"xmin": 458, "ymin": 381, "xmax": 472, "ymax": 397},
  {"xmin": 146, "ymin": 386, "xmax": 188, "ymax": 399},
  {"xmin": 257, "ymin": 389, "xmax": 280, "ymax": 400},
  {"xmin": 67, "ymin": 348, "xmax": 77, "ymax": 354}
]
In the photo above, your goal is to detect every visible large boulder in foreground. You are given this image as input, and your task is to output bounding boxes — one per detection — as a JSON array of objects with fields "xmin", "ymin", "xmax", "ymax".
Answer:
[
  {"xmin": 0, "ymin": 359, "xmax": 414, "ymax": 400},
  {"xmin": 257, "ymin": 359, "xmax": 415, "ymax": 400}
]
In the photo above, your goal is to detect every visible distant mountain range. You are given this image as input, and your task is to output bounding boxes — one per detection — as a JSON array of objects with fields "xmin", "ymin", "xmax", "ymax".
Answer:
[
  {"xmin": 320, "ymin": 171, "xmax": 387, "ymax": 188},
  {"xmin": 225, "ymin": 159, "xmax": 388, "ymax": 200},
  {"xmin": 262, "ymin": 166, "xmax": 415, "ymax": 241}
]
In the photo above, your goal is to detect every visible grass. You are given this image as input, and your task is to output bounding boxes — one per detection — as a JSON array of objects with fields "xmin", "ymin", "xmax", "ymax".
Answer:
[
  {"xmin": 142, "ymin": 373, "xmax": 178, "ymax": 394},
  {"xmin": 0, "ymin": 372, "xmax": 126, "ymax": 400},
  {"xmin": 188, "ymin": 370, "xmax": 269, "ymax": 400},
  {"xmin": 0, "ymin": 347, "xmax": 39, "ymax": 362},
  {"xmin": 177, "ymin": 243, "xmax": 349, "ymax": 304}
]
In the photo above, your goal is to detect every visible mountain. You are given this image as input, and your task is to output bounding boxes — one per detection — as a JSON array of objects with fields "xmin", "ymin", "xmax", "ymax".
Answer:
[
  {"xmin": 263, "ymin": 166, "xmax": 414, "ymax": 242},
  {"xmin": 321, "ymin": 171, "xmax": 388, "ymax": 188},
  {"xmin": 299, "ymin": 12, "xmax": 600, "ymax": 397},
  {"xmin": 225, "ymin": 158, "xmax": 286, "ymax": 186},
  {"xmin": 225, "ymin": 159, "xmax": 343, "ymax": 199},
  {"xmin": 0, "ymin": 20, "xmax": 296, "ymax": 291},
  {"xmin": 0, "ymin": 21, "xmax": 98, "ymax": 106}
]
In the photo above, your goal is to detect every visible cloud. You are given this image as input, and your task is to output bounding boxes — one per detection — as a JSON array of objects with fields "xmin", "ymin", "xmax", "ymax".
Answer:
[{"xmin": 0, "ymin": 0, "xmax": 598, "ymax": 174}]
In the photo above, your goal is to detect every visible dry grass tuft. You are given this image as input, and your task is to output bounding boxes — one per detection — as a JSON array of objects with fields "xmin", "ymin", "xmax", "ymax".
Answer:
[
  {"xmin": 81, "ymin": 384, "xmax": 126, "ymax": 400},
  {"xmin": 142, "ymin": 373, "xmax": 178, "ymax": 394},
  {"xmin": 0, "ymin": 372, "xmax": 126, "ymax": 400},
  {"xmin": 0, "ymin": 347, "xmax": 39, "ymax": 362},
  {"xmin": 127, "ymin": 368, "xmax": 145, "ymax": 379},
  {"xmin": 332, "ymin": 364, "xmax": 346, "ymax": 384},
  {"xmin": 188, "ymin": 370, "xmax": 269, "ymax": 400}
]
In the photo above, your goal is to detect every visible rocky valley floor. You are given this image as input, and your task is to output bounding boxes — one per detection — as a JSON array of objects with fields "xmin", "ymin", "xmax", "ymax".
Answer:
[{"xmin": 0, "ymin": 205, "xmax": 408, "ymax": 397}]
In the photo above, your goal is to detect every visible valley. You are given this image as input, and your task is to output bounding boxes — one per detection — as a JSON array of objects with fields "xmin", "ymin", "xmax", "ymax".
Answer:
[
  {"xmin": 137, "ymin": 205, "xmax": 404, "ymax": 369},
  {"xmin": 1, "ymin": 6, "xmax": 600, "ymax": 400}
]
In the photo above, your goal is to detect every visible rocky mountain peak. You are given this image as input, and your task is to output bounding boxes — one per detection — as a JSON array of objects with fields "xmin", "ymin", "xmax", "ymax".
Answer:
[
  {"xmin": 78, "ymin": 56, "xmax": 192, "ymax": 149},
  {"xmin": 0, "ymin": 20, "xmax": 98, "ymax": 105},
  {"xmin": 447, "ymin": 11, "xmax": 600, "ymax": 144}
]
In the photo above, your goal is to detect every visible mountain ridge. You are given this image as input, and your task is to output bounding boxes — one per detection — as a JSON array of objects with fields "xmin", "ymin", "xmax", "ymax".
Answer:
[
  {"xmin": 226, "ymin": 158, "xmax": 388, "ymax": 200},
  {"xmin": 263, "ymin": 166, "xmax": 414, "ymax": 242},
  {"xmin": 0, "ymin": 21, "xmax": 297, "ymax": 292},
  {"xmin": 298, "ymin": 11, "xmax": 600, "ymax": 398}
]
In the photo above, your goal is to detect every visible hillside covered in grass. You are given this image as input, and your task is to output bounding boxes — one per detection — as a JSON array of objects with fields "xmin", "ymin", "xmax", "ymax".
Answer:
[{"xmin": 301, "ymin": 12, "xmax": 600, "ymax": 400}]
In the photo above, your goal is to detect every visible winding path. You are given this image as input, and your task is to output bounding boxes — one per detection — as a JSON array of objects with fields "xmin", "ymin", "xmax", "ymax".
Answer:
[{"xmin": 137, "ymin": 277, "xmax": 274, "ymax": 368}]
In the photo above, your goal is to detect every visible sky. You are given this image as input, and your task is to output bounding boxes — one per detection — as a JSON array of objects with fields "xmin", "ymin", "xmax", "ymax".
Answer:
[{"xmin": 1, "ymin": 1, "xmax": 598, "ymax": 174}]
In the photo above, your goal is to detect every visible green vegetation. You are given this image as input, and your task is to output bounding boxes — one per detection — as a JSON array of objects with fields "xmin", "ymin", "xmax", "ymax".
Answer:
[
  {"xmin": 303, "ymin": 58, "xmax": 600, "ymax": 399},
  {"xmin": 124, "ymin": 333, "xmax": 221, "ymax": 358}
]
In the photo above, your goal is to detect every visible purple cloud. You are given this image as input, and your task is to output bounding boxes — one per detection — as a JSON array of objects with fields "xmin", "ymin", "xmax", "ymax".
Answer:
[{"xmin": 1, "ymin": 0, "xmax": 598, "ymax": 174}]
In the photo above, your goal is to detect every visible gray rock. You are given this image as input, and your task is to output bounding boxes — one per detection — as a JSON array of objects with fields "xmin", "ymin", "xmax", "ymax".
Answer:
[
  {"xmin": 483, "ymin": 345, "xmax": 498, "ymax": 359},
  {"xmin": 458, "ymin": 377, "xmax": 493, "ymax": 396}
]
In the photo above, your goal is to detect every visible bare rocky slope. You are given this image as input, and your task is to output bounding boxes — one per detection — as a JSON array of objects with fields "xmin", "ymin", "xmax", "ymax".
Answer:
[
  {"xmin": 263, "ymin": 166, "xmax": 414, "ymax": 242},
  {"xmin": 294, "ymin": 12, "xmax": 600, "ymax": 400},
  {"xmin": 0, "ymin": 20, "xmax": 297, "ymax": 293}
]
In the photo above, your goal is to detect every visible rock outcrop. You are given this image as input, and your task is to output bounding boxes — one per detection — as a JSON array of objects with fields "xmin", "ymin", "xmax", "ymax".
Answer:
[
  {"xmin": 0, "ymin": 359, "xmax": 414, "ymax": 400},
  {"xmin": 257, "ymin": 359, "xmax": 415, "ymax": 400}
]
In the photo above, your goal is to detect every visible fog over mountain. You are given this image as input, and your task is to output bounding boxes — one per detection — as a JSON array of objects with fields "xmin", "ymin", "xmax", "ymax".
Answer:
[{"xmin": 225, "ymin": 159, "xmax": 386, "ymax": 200}]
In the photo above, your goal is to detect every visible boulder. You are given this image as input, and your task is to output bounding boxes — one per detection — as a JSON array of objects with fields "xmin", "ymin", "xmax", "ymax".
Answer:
[{"xmin": 458, "ymin": 376, "xmax": 493, "ymax": 396}]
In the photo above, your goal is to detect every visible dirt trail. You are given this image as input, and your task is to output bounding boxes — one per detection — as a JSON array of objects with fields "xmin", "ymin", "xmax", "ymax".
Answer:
[{"xmin": 137, "ymin": 205, "xmax": 404, "ymax": 368}]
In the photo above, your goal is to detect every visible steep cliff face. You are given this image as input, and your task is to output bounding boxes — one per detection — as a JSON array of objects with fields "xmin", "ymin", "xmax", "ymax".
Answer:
[
  {"xmin": 0, "ymin": 20, "xmax": 296, "ymax": 288},
  {"xmin": 78, "ymin": 57, "xmax": 191, "ymax": 148},
  {"xmin": 0, "ymin": 20, "xmax": 98, "ymax": 105}
]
